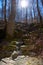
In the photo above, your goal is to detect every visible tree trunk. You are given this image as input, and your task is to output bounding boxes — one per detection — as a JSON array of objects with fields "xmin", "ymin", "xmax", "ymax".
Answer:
[
  {"xmin": 41, "ymin": 0, "xmax": 43, "ymax": 5},
  {"xmin": 37, "ymin": 0, "xmax": 42, "ymax": 23},
  {"xmin": 4, "ymin": 0, "xmax": 7, "ymax": 38},
  {"xmin": 7, "ymin": 0, "xmax": 16, "ymax": 36}
]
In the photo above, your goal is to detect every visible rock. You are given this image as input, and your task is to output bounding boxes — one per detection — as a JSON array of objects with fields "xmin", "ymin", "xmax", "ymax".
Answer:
[
  {"xmin": 0, "ymin": 58, "xmax": 15, "ymax": 65},
  {"xmin": 11, "ymin": 50, "xmax": 22, "ymax": 60},
  {"xmin": 0, "ymin": 56, "xmax": 43, "ymax": 65}
]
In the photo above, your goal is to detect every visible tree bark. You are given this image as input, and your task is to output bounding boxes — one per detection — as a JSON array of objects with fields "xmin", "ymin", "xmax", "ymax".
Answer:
[
  {"xmin": 37, "ymin": 0, "xmax": 42, "ymax": 23},
  {"xmin": 41, "ymin": 0, "xmax": 43, "ymax": 5},
  {"xmin": 4, "ymin": 0, "xmax": 7, "ymax": 37}
]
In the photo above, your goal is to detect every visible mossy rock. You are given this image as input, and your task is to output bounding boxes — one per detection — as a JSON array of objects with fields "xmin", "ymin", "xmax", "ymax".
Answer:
[{"xmin": 5, "ymin": 45, "xmax": 16, "ymax": 52}]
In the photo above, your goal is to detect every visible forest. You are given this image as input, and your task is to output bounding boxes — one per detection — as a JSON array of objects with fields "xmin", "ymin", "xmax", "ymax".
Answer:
[
  {"xmin": 0, "ymin": 0, "xmax": 43, "ymax": 64},
  {"xmin": 0, "ymin": 0, "xmax": 43, "ymax": 22}
]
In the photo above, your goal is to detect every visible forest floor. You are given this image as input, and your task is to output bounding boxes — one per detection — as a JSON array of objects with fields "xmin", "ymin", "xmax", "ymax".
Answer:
[{"xmin": 0, "ymin": 23, "xmax": 43, "ymax": 60}]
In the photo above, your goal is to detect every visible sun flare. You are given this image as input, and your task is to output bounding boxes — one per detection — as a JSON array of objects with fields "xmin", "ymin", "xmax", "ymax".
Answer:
[{"xmin": 20, "ymin": 0, "xmax": 28, "ymax": 8}]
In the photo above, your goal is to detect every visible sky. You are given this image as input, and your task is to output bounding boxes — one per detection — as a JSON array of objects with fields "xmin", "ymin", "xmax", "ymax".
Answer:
[
  {"xmin": 0, "ymin": 0, "xmax": 43, "ymax": 22},
  {"xmin": 0, "ymin": 0, "xmax": 2, "ymax": 8},
  {"xmin": 15, "ymin": 0, "xmax": 43, "ymax": 22},
  {"xmin": 38, "ymin": 0, "xmax": 43, "ymax": 16}
]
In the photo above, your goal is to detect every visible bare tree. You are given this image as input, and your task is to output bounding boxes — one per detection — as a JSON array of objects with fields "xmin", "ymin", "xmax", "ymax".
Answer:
[
  {"xmin": 37, "ymin": 0, "xmax": 42, "ymax": 23},
  {"xmin": 41, "ymin": 0, "xmax": 43, "ymax": 5},
  {"xmin": 3, "ymin": 0, "xmax": 7, "ymax": 37},
  {"xmin": 2, "ymin": 0, "xmax": 3, "ymax": 20},
  {"xmin": 10, "ymin": 0, "xmax": 16, "ymax": 21}
]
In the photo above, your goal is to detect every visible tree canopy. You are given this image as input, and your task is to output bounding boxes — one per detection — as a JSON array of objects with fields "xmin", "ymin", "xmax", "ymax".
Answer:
[{"xmin": 0, "ymin": 0, "xmax": 43, "ymax": 23}]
